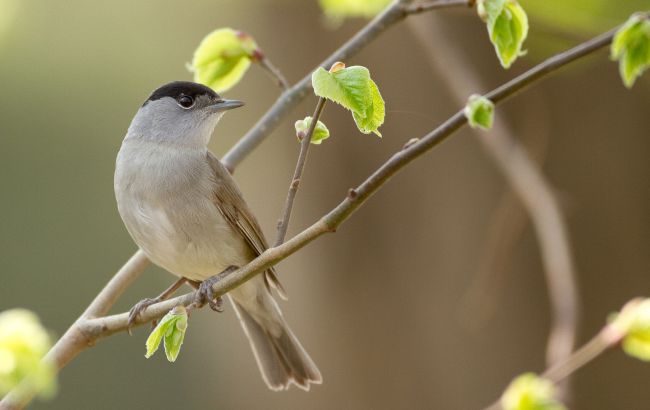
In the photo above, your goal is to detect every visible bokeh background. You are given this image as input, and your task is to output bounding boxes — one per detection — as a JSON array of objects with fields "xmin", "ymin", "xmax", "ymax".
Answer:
[{"xmin": 1, "ymin": 0, "xmax": 649, "ymax": 409}]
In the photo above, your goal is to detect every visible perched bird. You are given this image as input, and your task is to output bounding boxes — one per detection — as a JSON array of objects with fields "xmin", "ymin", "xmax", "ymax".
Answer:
[{"xmin": 114, "ymin": 81, "xmax": 321, "ymax": 391}]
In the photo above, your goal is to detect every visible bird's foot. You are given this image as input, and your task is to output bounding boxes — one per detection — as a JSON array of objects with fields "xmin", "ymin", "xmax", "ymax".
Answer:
[
  {"xmin": 192, "ymin": 266, "xmax": 238, "ymax": 312},
  {"xmin": 127, "ymin": 297, "xmax": 161, "ymax": 334}
]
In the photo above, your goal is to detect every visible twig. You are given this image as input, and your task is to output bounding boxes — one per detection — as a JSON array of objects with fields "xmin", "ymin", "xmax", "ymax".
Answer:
[
  {"xmin": 403, "ymin": 0, "xmax": 474, "ymax": 15},
  {"xmin": 408, "ymin": 15, "xmax": 580, "ymax": 392},
  {"xmin": 257, "ymin": 54, "xmax": 290, "ymax": 91},
  {"xmin": 482, "ymin": 326, "xmax": 622, "ymax": 410},
  {"xmin": 275, "ymin": 97, "xmax": 327, "ymax": 246},
  {"xmin": 221, "ymin": 0, "xmax": 420, "ymax": 172},
  {"xmin": 0, "ymin": 18, "xmax": 620, "ymax": 410}
]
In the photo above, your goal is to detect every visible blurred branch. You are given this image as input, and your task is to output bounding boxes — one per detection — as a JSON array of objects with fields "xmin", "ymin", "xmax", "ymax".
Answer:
[
  {"xmin": 457, "ymin": 96, "xmax": 549, "ymax": 331},
  {"xmin": 403, "ymin": 0, "xmax": 474, "ymax": 15},
  {"xmin": 408, "ymin": 15, "xmax": 580, "ymax": 387},
  {"xmin": 0, "ymin": 16, "xmax": 620, "ymax": 410},
  {"xmin": 482, "ymin": 325, "xmax": 622, "ymax": 410},
  {"xmin": 275, "ymin": 98, "xmax": 327, "ymax": 246}
]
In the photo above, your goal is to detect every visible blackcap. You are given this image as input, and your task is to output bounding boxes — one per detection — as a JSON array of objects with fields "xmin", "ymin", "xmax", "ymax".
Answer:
[{"xmin": 114, "ymin": 81, "xmax": 321, "ymax": 391}]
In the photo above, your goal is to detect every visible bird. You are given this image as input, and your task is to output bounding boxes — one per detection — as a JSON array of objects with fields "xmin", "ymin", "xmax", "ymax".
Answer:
[{"xmin": 114, "ymin": 80, "xmax": 321, "ymax": 391}]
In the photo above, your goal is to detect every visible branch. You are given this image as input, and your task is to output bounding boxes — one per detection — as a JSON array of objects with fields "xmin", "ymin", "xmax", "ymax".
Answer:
[
  {"xmin": 403, "ymin": 0, "xmax": 474, "ymax": 15},
  {"xmin": 0, "ymin": 17, "xmax": 620, "ymax": 410},
  {"xmin": 408, "ymin": 15, "xmax": 580, "ymax": 393},
  {"xmin": 275, "ymin": 97, "xmax": 327, "ymax": 246},
  {"xmin": 482, "ymin": 326, "xmax": 622, "ymax": 410},
  {"xmin": 257, "ymin": 54, "xmax": 290, "ymax": 91}
]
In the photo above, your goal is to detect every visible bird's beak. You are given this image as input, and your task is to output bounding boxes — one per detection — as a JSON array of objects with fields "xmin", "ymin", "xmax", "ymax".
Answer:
[{"xmin": 209, "ymin": 99, "xmax": 245, "ymax": 112}]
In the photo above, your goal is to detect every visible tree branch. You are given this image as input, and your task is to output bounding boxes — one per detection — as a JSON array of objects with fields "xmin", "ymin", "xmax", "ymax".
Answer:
[
  {"xmin": 275, "ymin": 97, "xmax": 327, "ymax": 246},
  {"xmin": 257, "ymin": 54, "xmax": 290, "ymax": 91},
  {"xmin": 403, "ymin": 0, "xmax": 474, "ymax": 15}
]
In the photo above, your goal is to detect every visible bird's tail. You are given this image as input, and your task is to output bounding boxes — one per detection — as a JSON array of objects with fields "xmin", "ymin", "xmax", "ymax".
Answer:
[{"xmin": 229, "ymin": 295, "xmax": 322, "ymax": 391}]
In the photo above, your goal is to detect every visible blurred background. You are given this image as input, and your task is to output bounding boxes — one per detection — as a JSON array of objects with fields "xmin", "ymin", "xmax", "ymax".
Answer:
[{"xmin": 1, "ymin": 0, "xmax": 649, "ymax": 409}]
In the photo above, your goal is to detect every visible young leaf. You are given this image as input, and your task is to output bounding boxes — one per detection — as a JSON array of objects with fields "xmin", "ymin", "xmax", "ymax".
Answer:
[
  {"xmin": 311, "ymin": 65, "xmax": 385, "ymax": 136},
  {"xmin": 145, "ymin": 306, "xmax": 188, "ymax": 362},
  {"xmin": 0, "ymin": 309, "xmax": 56, "ymax": 398},
  {"xmin": 352, "ymin": 80, "xmax": 384, "ymax": 137},
  {"xmin": 610, "ymin": 298, "xmax": 650, "ymax": 361},
  {"xmin": 611, "ymin": 13, "xmax": 650, "ymax": 88},
  {"xmin": 478, "ymin": 0, "xmax": 529, "ymax": 69},
  {"xmin": 319, "ymin": 0, "xmax": 391, "ymax": 21},
  {"xmin": 190, "ymin": 28, "xmax": 258, "ymax": 93},
  {"xmin": 501, "ymin": 373, "xmax": 566, "ymax": 410},
  {"xmin": 295, "ymin": 116, "xmax": 331, "ymax": 145},
  {"xmin": 464, "ymin": 94, "xmax": 495, "ymax": 130}
]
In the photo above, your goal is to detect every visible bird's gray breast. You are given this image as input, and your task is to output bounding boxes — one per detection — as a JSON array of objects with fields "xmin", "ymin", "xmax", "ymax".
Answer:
[{"xmin": 114, "ymin": 139, "xmax": 252, "ymax": 280}]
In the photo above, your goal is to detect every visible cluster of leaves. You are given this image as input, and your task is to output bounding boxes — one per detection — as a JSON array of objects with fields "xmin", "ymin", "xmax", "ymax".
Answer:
[
  {"xmin": 501, "ymin": 373, "xmax": 565, "ymax": 410},
  {"xmin": 464, "ymin": 94, "xmax": 495, "ymax": 130},
  {"xmin": 611, "ymin": 13, "xmax": 650, "ymax": 88},
  {"xmin": 478, "ymin": 0, "xmax": 529, "ymax": 69},
  {"xmin": 610, "ymin": 298, "xmax": 650, "ymax": 361},
  {"xmin": 295, "ymin": 117, "xmax": 331, "ymax": 145},
  {"xmin": 0, "ymin": 309, "xmax": 56, "ymax": 399},
  {"xmin": 318, "ymin": 0, "xmax": 391, "ymax": 21},
  {"xmin": 189, "ymin": 28, "xmax": 260, "ymax": 93},
  {"xmin": 145, "ymin": 306, "xmax": 188, "ymax": 362},
  {"xmin": 312, "ymin": 63, "xmax": 385, "ymax": 136}
]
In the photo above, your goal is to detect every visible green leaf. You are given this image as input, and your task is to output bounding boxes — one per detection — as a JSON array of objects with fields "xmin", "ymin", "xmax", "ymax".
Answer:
[
  {"xmin": 0, "ymin": 309, "xmax": 56, "ymax": 399},
  {"xmin": 501, "ymin": 373, "xmax": 566, "ymax": 410},
  {"xmin": 352, "ymin": 80, "xmax": 384, "ymax": 137},
  {"xmin": 478, "ymin": 0, "xmax": 529, "ymax": 69},
  {"xmin": 295, "ymin": 116, "xmax": 331, "ymax": 144},
  {"xmin": 190, "ymin": 28, "xmax": 258, "ymax": 93},
  {"xmin": 464, "ymin": 94, "xmax": 495, "ymax": 130},
  {"xmin": 145, "ymin": 306, "xmax": 188, "ymax": 362},
  {"xmin": 611, "ymin": 13, "xmax": 650, "ymax": 88},
  {"xmin": 311, "ymin": 65, "xmax": 385, "ymax": 136},
  {"xmin": 610, "ymin": 298, "xmax": 650, "ymax": 361},
  {"xmin": 318, "ymin": 0, "xmax": 391, "ymax": 21}
]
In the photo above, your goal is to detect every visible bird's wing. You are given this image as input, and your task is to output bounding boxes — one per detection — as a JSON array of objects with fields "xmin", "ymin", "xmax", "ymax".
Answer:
[{"xmin": 206, "ymin": 151, "xmax": 287, "ymax": 299}]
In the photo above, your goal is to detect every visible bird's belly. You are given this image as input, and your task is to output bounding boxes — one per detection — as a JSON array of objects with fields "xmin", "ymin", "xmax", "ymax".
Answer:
[{"xmin": 119, "ymin": 196, "xmax": 253, "ymax": 281}]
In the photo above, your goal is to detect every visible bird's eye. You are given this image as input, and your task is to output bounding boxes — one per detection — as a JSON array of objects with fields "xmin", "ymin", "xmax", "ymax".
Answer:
[{"xmin": 178, "ymin": 95, "xmax": 194, "ymax": 109}]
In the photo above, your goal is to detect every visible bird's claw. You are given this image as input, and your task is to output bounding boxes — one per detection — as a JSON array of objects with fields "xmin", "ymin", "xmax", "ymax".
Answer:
[
  {"xmin": 127, "ymin": 297, "xmax": 160, "ymax": 334},
  {"xmin": 192, "ymin": 266, "xmax": 238, "ymax": 313}
]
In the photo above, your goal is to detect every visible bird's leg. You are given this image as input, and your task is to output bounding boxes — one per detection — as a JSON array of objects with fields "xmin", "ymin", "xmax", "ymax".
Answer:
[
  {"xmin": 192, "ymin": 266, "xmax": 238, "ymax": 312},
  {"xmin": 127, "ymin": 277, "xmax": 188, "ymax": 333}
]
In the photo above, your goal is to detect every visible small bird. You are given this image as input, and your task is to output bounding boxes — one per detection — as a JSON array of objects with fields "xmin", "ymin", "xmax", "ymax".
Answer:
[{"xmin": 114, "ymin": 81, "xmax": 321, "ymax": 391}]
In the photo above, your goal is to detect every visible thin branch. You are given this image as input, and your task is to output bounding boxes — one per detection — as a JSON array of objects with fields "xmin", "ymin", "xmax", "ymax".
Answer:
[
  {"xmin": 0, "ymin": 18, "xmax": 620, "ymax": 410},
  {"xmin": 403, "ymin": 0, "xmax": 474, "ymax": 15},
  {"xmin": 408, "ymin": 15, "xmax": 580, "ymax": 389},
  {"xmin": 482, "ymin": 326, "xmax": 622, "ymax": 410},
  {"xmin": 275, "ymin": 97, "xmax": 327, "ymax": 246},
  {"xmin": 221, "ymin": 0, "xmax": 419, "ymax": 171},
  {"xmin": 257, "ymin": 55, "xmax": 290, "ymax": 91}
]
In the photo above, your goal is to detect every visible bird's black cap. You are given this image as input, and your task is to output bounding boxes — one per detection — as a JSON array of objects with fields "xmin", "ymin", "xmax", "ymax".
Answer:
[{"xmin": 143, "ymin": 81, "xmax": 220, "ymax": 106}]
